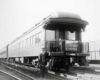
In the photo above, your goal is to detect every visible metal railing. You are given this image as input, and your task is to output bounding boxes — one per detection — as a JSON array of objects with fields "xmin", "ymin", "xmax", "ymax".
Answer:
[
  {"xmin": 45, "ymin": 40, "xmax": 63, "ymax": 52},
  {"xmin": 88, "ymin": 51, "xmax": 100, "ymax": 60},
  {"xmin": 45, "ymin": 40, "xmax": 89, "ymax": 53}
]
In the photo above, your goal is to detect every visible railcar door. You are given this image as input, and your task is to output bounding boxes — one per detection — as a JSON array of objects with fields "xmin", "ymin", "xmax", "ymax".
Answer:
[
  {"xmin": 55, "ymin": 29, "xmax": 65, "ymax": 52},
  {"xmin": 55, "ymin": 29, "xmax": 65, "ymax": 40}
]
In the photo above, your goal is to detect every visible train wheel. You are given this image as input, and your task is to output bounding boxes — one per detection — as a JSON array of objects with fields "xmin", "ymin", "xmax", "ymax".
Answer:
[
  {"xmin": 65, "ymin": 65, "xmax": 70, "ymax": 72},
  {"xmin": 78, "ymin": 56, "xmax": 89, "ymax": 66},
  {"xmin": 65, "ymin": 58, "xmax": 70, "ymax": 71}
]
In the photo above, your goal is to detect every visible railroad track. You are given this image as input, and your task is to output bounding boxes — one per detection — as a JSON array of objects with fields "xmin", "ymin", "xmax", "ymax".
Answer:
[
  {"xmin": 1, "ymin": 61, "xmax": 70, "ymax": 80},
  {"xmin": 3, "ymin": 61, "xmax": 100, "ymax": 80},
  {"xmin": 0, "ymin": 70, "xmax": 21, "ymax": 80},
  {"xmin": 47, "ymin": 66, "xmax": 100, "ymax": 80},
  {"xmin": 69, "ymin": 66, "xmax": 100, "ymax": 80},
  {"xmin": 5, "ymin": 65, "xmax": 36, "ymax": 80},
  {"xmin": 1, "ymin": 63, "xmax": 36, "ymax": 80}
]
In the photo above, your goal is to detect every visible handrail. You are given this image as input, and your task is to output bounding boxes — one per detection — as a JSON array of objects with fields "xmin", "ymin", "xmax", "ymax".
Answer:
[
  {"xmin": 45, "ymin": 40, "xmax": 89, "ymax": 53},
  {"xmin": 88, "ymin": 51, "xmax": 100, "ymax": 60},
  {"xmin": 89, "ymin": 51, "xmax": 100, "ymax": 52},
  {"xmin": 45, "ymin": 39, "xmax": 81, "ymax": 42}
]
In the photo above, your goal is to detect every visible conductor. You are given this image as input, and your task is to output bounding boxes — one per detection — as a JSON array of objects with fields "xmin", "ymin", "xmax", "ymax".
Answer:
[{"xmin": 38, "ymin": 48, "xmax": 47, "ymax": 78}]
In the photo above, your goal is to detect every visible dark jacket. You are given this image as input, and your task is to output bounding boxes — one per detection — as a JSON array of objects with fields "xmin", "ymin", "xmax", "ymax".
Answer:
[{"xmin": 39, "ymin": 53, "xmax": 45, "ymax": 66}]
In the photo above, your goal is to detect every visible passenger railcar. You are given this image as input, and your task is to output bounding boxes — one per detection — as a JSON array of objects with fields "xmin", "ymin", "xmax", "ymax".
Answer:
[
  {"xmin": 0, "ymin": 12, "xmax": 89, "ymax": 70},
  {"xmin": 88, "ymin": 41, "xmax": 100, "ymax": 64},
  {"xmin": 0, "ymin": 46, "xmax": 8, "ymax": 61}
]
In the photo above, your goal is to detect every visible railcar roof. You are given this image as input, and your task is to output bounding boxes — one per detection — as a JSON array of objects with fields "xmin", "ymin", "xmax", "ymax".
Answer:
[
  {"xmin": 49, "ymin": 12, "xmax": 81, "ymax": 19},
  {"xmin": 44, "ymin": 12, "xmax": 88, "ymax": 30},
  {"xmin": 44, "ymin": 17, "xmax": 88, "ymax": 30},
  {"xmin": 9, "ymin": 12, "xmax": 88, "ymax": 44}
]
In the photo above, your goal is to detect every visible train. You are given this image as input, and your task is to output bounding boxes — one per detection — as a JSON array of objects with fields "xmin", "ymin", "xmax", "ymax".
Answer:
[
  {"xmin": 88, "ymin": 41, "xmax": 100, "ymax": 64},
  {"xmin": 0, "ymin": 12, "xmax": 89, "ymax": 70}
]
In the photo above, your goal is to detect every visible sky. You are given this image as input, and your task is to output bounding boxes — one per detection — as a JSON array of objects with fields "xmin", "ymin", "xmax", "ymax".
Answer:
[{"xmin": 0, "ymin": 0, "xmax": 99, "ymax": 49}]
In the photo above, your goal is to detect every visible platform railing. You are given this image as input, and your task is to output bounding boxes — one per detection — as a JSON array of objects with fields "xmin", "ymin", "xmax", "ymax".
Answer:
[
  {"xmin": 45, "ymin": 40, "xmax": 89, "ymax": 54},
  {"xmin": 45, "ymin": 40, "xmax": 63, "ymax": 52},
  {"xmin": 88, "ymin": 51, "xmax": 100, "ymax": 60}
]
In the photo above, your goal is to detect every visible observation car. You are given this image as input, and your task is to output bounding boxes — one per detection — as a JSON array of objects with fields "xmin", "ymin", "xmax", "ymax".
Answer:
[{"xmin": 0, "ymin": 12, "xmax": 89, "ymax": 70}]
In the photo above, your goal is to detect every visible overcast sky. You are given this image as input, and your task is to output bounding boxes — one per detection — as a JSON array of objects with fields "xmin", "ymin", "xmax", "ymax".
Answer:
[{"xmin": 0, "ymin": 0, "xmax": 99, "ymax": 49}]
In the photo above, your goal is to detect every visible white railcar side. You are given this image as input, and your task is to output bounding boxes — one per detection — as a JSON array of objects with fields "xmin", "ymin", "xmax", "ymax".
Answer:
[
  {"xmin": 0, "ymin": 47, "xmax": 7, "ymax": 59},
  {"xmin": 8, "ymin": 22, "xmax": 45, "ymax": 58}
]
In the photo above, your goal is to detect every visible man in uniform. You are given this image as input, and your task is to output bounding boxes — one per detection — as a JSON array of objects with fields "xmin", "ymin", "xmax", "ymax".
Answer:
[{"xmin": 38, "ymin": 48, "xmax": 47, "ymax": 78}]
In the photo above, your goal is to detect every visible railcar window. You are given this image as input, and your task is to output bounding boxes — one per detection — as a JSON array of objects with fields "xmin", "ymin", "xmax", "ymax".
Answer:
[
  {"xmin": 18, "ymin": 43, "xmax": 20, "ymax": 49},
  {"xmin": 38, "ymin": 32, "xmax": 41, "ymax": 43},
  {"xmin": 35, "ymin": 32, "xmax": 43, "ymax": 44},
  {"xmin": 28, "ymin": 38, "xmax": 30, "ymax": 47},
  {"xmin": 18, "ymin": 43, "xmax": 19, "ymax": 49},
  {"xmin": 10, "ymin": 47, "xmax": 12, "ymax": 51},
  {"xmin": 14, "ymin": 45, "xmax": 15, "ymax": 50},
  {"xmin": 25, "ymin": 39, "xmax": 28, "ymax": 47},
  {"xmin": 13, "ymin": 45, "xmax": 15, "ymax": 50},
  {"xmin": 68, "ymin": 31, "xmax": 75, "ymax": 40},
  {"xmin": 22, "ymin": 41, "xmax": 23, "ymax": 48},
  {"xmin": 20, "ymin": 42, "xmax": 22, "ymax": 49},
  {"xmin": 15, "ymin": 45, "xmax": 17, "ymax": 50},
  {"xmin": 16, "ymin": 45, "xmax": 17, "ymax": 50},
  {"xmin": 9, "ymin": 47, "xmax": 10, "ymax": 51},
  {"xmin": 19, "ymin": 43, "xmax": 20, "ymax": 49},
  {"xmin": 37, "ymin": 34, "xmax": 39, "ymax": 43},
  {"xmin": 13, "ymin": 46, "xmax": 14, "ymax": 51},
  {"xmin": 29, "ymin": 38, "xmax": 31, "ymax": 46},
  {"xmin": 16, "ymin": 44, "xmax": 17, "ymax": 50},
  {"xmin": 13, "ymin": 45, "xmax": 15, "ymax": 51},
  {"xmin": 12, "ymin": 46, "xmax": 14, "ymax": 50},
  {"xmin": 35, "ymin": 34, "xmax": 38, "ymax": 44},
  {"xmin": 12, "ymin": 46, "xmax": 13, "ymax": 51},
  {"xmin": 14, "ymin": 46, "xmax": 15, "ymax": 50},
  {"xmin": 32, "ymin": 36, "xmax": 35, "ymax": 46},
  {"xmin": 13, "ymin": 45, "xmax": 14, "ymax": 51},
  {"xmin": 59, "ymin": 30, "xmax": 65, "ymax": 39},
  {"xmin": 16, "ymin": 44, "xmax": 18, "ymax": 50},
  {"xmin": 21, "ymin": 41, "xmax": 23, "ymax": 48},
  {"xmin": 23, "ymin": 40, "xmax": 25, "ymax": 48},
  {"xmin": 14, "ymin": 45, "xmax": 16, "ymax": 50},
  {"xmin": 11, "ymin": 47, "xmax": 13, "ymax": 51},
  {"xmin": 30, "ymin": 37, "xmax": 33, "ymax": 46},
  {"xmin": 46, "ymin": 30, "xmax": 55, "ymax": 41},
  {"xmin": 40, "ymin": 31, "xmax": 44, "ymax": 41},
  {"xmin": 15, "ymin": 45, "xmax": 16, "ymax": 50},
  {"xmin": 11, "ymin": 47, "xmax": 12, "ymax": 51}
]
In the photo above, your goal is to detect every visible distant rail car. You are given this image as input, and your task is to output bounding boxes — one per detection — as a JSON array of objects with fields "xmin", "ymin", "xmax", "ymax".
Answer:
[
  {"xmin": 0, "ymin": 12, "xmax": 89, "ymax": 70},
  {"xmin": 88, "ymin": 41, "xmax": 100, "ymax": 64}
]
